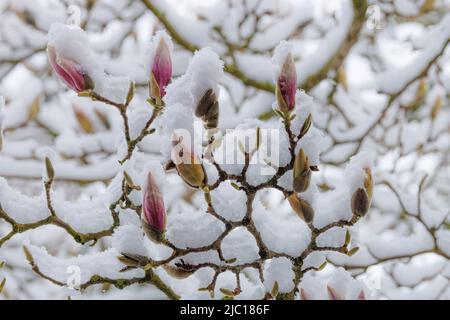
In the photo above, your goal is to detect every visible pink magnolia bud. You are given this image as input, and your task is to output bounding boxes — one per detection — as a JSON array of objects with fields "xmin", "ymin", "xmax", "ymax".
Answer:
[
  {"xmin": 150, "ymin": 38, "xmax": 172, "ymax": 100},
  {"xmin": 141, "ymin": 172, "xmax": 166, "ymax": 242},
  {"xmin": 47, "ymin": 45, "xmax": 93, "ymax": 93},
  {"xmin": 276, "ymin": 52, "xmax": 297, "ymax": 112}
]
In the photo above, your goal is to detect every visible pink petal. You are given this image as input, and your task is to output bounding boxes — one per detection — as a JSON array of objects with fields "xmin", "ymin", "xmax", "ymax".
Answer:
[
  {"xmin": 47, "ymin": 45, "xmax": 85, "ymax": 92},
  {"xmin": 152, "ymin": 39, "xmax": 172, "ymax": 97},
  {"xmin": 142, "ymin": 172, "xmax": 166, "ymax": 233},
  {"xmin": 58, "ymin": 58, "xmax": 85, "ymax": 92},
  {"xmin": 278, "ymin": 53, "xmax": 297, "ymax": 110}
]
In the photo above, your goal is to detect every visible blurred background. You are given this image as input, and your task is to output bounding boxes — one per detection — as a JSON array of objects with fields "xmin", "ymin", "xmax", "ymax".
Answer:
[{"xmin": 0, "ymin": 0, "xmax": 449, "ymax": 299}]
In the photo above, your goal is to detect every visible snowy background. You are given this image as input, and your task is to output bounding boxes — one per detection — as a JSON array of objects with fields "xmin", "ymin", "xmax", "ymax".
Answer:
[{"xmin": 0, "ymin": 0, "xmax": 449, "ymax": 300}]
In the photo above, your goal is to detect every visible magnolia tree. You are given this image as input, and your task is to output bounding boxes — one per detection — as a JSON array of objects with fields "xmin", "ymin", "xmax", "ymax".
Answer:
[{"xmin": 0, "ymin": 0, "xmax": 449, "ymax": 300}]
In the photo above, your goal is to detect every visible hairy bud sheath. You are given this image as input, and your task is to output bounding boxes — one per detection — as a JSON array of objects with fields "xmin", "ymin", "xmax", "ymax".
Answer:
[
  {"xmin": 287, "ymin": 194, "xmax": 314, "ymax": 223},
  {"xmin": 293, "ymin": 149, "xmax": 311, "ymax": 193},
  {"xmin": 171, "ymin": 135, "xmax": 207, "ymax": 188},
  {"xmin": 141, "ymin": 172, "xmax": 166, "ymax": 242},
  {"xmin": 118, "ymin": 253, "xmax": 148, "ymax": 268},
  {"xmin": 195, "ymin": 89, "xmax": 219, "ymax": 129},
  {"xmin": 275, "ymin": 52, "xmax": 297, "ymax": 112},
  {"xmin": 47, "ymin": 45, "xmax": 93, "ymax": 93},
  {"xmin": 150, "ymin": 38, "xmax": 172, "ymax": 100},
  {"xmin": 351, "ymin": 167, "xmax": 373, "ymax": 217},
  {"xmin": 351, "ymin": 187, "xmax": 370, "ymax": 217},
  {"xmin": 163, "ymin": 264, "xmax": 195, "ymax": 279}
]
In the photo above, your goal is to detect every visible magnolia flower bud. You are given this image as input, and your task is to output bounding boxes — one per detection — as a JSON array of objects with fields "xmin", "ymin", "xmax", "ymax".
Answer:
[
  {"xmin": 275, "ymin": 52, "xmax": 297, "ymax": 112},
  {"xmin": 171, "ymin": 135, "xmax": 207, "ymax": 189},
  {"xmin": 287, "ymin": 194, "xmax": 314, "ymax": 223},
  {"xmin": 47, "ymin": 45, "xmax": 93, "ymax": 93},
  {"xmin": 350, "ymin": 167, "xmax": 373, "ymax": 217},
  {"xmin": 293, "ymin": 149, "xmax": 311, "ymax": 193},
  {"xmin": 195, "ymin": 89, "xmax": 219, "ymax": 129},
  {"xmin": 351, "ymin": 187, "xmax": 370, "ymax": 217},
  {"xmin": 141, "ymin": 172, "xmax": 166, "ymax": 242},
  {"xmin": 149, "ymin": 37, "xmax": 172, "ymax": 100}
]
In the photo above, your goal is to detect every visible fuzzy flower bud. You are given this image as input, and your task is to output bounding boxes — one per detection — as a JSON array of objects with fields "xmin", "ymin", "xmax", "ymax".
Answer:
[
  {"xmin": 195, "ymin": 89, "xmax": 219, "ymax": 129},
  {"xmin": 163, "ymin": 264, "xmax": 195, "ymax": 279},
  {"xmin": 293, "ymin": 149, "xmax": 311, "ymax": 193},
  {"xmin": 141, "ymin": 172, "xmax": 166, "ymax": 242},
  {"xmin": 149, "ymin": 34, "xmax": 172, "ymax": 100},
  {"xmin": 47, "ymin": 45, "xmax": 93, "ymax": 93},
  {"xmin": 351, "ymin": 167, "xmax": 373, "ymax": 217},
  {"xmin": 171, "ymin": 134, "xmax": 207, "ymax": 189},
  {"xmin": 351, "ymin": 187, "xmax": 370, "ymax": 217},
  {"xmin": 287, "ymin": 194, "xmax": 314, "ymax": 223}
]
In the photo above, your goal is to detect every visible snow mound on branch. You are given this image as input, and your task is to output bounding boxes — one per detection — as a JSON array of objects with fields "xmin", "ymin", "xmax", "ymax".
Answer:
[
  {"xmin": 271, "ymin": 40, "xmax": 293, "ymax": 80},
  {"xmin": 210, "ymin": 182, "xmax": 247, "ymax": 222},
  {"xmin": 52, "ymin": 193, "xmax": 114, "ymax": 234},
  {"xmin": 111, "ymin": 225, "xmax": 148, "ymax": 257},
  {"xmin": 299, "ymin": 268, "xmax": 369, "ymax": 300},
  {"xmin": 166, "ymin": 203, "xmax": 225, "ymax": 249},
  {"xmin": 264, "ymin": 257, "xmax": 295, "ymax": 293},
  {"xmin": 27, "ymin": 244, "xmax": 144, "ymax": 285},
  {"xmin": 253, "ymin": 193, "xmax": 311, "ymax": 256},
  {"xmin": 221, "ymin": 227, "xmax": 259, "ymax": 265},
  {"xmin": 187, "ymin": 47, "xmax": 224, "ymax": 107},
  {"xmin": 147, "ymin": 30, "xmax": 174, "ymax": 76},
  {"xmin": 313, "ymin": 152, "xmax": 373, "ymax": 228},
  {"xmin": 0, "ymin": 178, "xmax": 48, "ymax": 224}
]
